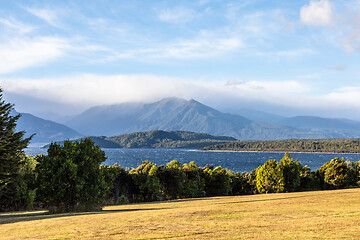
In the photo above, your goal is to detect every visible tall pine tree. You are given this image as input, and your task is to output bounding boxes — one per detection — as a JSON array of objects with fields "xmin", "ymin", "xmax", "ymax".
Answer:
[{"xmin": 0, "ymin": 88, "xmax": 32, "ymax": 211}]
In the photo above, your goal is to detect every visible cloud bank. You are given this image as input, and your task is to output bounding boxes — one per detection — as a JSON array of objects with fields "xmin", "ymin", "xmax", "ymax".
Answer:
[{"xmin": 3, "ymin": 74, "xmax": 360, "ymax": 119}]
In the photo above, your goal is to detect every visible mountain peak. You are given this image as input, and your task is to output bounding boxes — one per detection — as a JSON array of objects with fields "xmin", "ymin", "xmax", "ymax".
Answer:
[{"xmin": 158, "ymin": 97, "xmax": 188, "ymax": 104}]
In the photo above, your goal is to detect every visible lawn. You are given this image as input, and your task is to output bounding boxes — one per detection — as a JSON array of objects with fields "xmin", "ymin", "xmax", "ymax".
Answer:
[{"xmin": 1, "ymin": 188, "xmax": 360, "ymax": 239}]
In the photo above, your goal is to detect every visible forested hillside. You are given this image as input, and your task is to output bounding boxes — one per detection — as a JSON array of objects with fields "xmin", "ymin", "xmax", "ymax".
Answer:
[
  {"xmin": 46, "ymin": 130, "xmax": 237, "ymax": 149},
  {"xmin": 201, "ymin": 138, "xmax": 360, "ymax": 153}
]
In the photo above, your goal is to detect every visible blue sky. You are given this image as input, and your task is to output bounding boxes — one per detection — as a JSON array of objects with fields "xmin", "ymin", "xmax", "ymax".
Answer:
[{"xmin": 1, "ymin": 0, "xmax": 360, "ymax": 120}]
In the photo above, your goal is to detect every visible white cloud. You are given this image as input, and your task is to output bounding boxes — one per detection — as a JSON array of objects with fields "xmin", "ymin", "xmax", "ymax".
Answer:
[
  {"xmin": 158, "ymin": 7, "xmax": 197, "ymax": 23},
  {"xmin": 155, "ymin": 36, "xmax": 244, "ymax": 59},
  {"xmin": 300, "ymin": 0, "xmax": 334, "ymax": 26},
  {"xmin": 328, "ymin": 64, "xmax": 346, "ymax": 71},
  {"xmin": 0, "ymin": 18, "xmax": 35, "ymax": 34},
  {"xmin": 26, "ymin": 7, "xmax": 61, "ymax": 27},
  {"xmin": 4, "ymin": 74, "xmax": 360, "ymax": 119},
  {"xmin": 102, "ymin": 33, "xmax": 244, "ymax": 61},
  {"xmin": 256, "ymin": 48, "xmax": 316, "ymax": 58},
  {"xmin": 340, "ymin": 12, "xmax": 360, "ymax": 52},
  {"xmin": 0, "ymin": 37, "xmax": 70, "ymax": 74},
  {"xmin": 0, "ymin": 74, "xmax": 310, "ymax": 109}
]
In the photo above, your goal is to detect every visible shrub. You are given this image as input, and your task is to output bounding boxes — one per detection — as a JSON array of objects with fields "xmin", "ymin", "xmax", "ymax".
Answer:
[
  {"xmin": 256, "ymin": 159, "xmax": 284, "ymax": 193},
  {"xmin": 35, "ymin": 139, "xmax": 107, "ymax": 213}
]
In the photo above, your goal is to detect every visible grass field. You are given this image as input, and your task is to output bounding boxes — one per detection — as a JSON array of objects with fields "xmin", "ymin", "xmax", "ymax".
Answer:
[{"xmin": 1, "ymin": 188, "xmax": 360, "ymax": 239}]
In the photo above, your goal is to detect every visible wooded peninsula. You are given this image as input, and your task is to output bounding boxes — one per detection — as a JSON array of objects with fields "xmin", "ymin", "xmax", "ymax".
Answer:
[{"xmin": 201, "ymin": 138, "xmax": 360, "ymax": 153}]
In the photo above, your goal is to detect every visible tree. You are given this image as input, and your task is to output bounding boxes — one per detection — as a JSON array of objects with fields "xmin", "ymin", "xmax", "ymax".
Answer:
[
  {"xmin": 130, "ymin": 161, "xmax": 161, "ymax": 202},
  {"xmin": 202, "ymin": 165, "xmax": 230, "ymax": 196},
  {"xmin": 159, "ymin": 160, "xmax": 186, "ymax": 199},
  {"xmin": 35, "ymin": 139, "xmax": 107, "ymax": 213},
  {"xmin": 279, "ymin": 153, "xmax": 302, "ymax": 192},
  {"xmin": 182, "ymin": 161, "xmax": 204, "ymax": 198},
  {"xmin": 256, "ymin": 159, "xmax": 284, "ymax": 193},
  {"xmin": 322, "ymin": 158, "xmax": 355, "ymax": 188},
  {"xmin": 0, "ymin": 88, "xmax": 32, "ymax": 211}
]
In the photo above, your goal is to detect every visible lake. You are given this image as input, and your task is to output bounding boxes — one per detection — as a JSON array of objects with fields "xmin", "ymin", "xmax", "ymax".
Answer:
[{"xmin": 25, "ymin": 148, "xmax": 360, "ymax": 173}]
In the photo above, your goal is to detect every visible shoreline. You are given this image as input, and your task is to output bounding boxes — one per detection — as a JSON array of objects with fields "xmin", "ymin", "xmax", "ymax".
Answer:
[{"xmin": 199, "ymin": 149, "xmax": 360, "ymax": 154}]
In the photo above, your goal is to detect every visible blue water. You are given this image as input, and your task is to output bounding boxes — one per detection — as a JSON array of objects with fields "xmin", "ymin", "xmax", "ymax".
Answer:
[{"xmin": 25, "ymin": 148, "xmax": 360, "ymax": 173}]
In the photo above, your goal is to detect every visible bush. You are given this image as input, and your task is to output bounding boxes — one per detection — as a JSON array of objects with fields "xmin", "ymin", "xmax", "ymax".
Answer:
[
  {"xmin": 35, "ymin": 139, "xmax": 107, "ymax": 213},
  {"xmin": 202, "ymin": 165, "xmax": 230, "ymax": 196},
  {"xmin": 279, "ymin": 153, "xmax": 302, "ymax": 192},
  {"xmin": 256, "ymin": 159, "xmax": 284, "ymax": 193},
  {"xmin": 130, "ymin": 161, "xmax": 161, "ymax": 202},
  {"xmin": 182, "ymin": 161, "xmax": 204, "ymax": 198},
  {"xmin": 159, "ymin": 160, "xmax": 186, "ymax": 200}
]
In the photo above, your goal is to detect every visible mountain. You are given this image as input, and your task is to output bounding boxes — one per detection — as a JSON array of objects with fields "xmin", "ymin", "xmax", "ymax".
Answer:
[
  {"xmin": 278, "ymin": 116, "xmax": 360, "ymax": 130},
  {"xmin": 66, "ymin": 97, "xmax": 326, "ymax": 140},
  {"xmin": 220, "ymin": 107, "xmax": 287, "ymax": 124},
  {"xmin": 15, "ymin": 111, "xmax": 83, "ymax": 143},
  {"xmin": 276, "ymin": 116, "xmax": 360, "ymax": 138},
  {"xmin": 46, "ymin": 130, "xmax": 237, "ymax": 149}
]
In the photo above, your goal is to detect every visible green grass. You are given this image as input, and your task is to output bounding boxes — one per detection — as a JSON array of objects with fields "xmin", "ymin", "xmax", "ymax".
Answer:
[{"xmin": 1, "ymin": 188, "xmax": 360, "ymax": 239}]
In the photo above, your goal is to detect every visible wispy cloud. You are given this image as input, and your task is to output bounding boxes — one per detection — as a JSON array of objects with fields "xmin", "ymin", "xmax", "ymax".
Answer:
[
  {"xmin": 0, "ymin": 37, "xmax": 70, "ymax": 74},
  {"xmin": 0, "ymin": 74, "xmax": 310, "ymax": 108},
  {"xmin": 0, "ymin": 17, "xmax": 35, "ymax": 34},
  {"xmin": 4, "ymin": 74, "xmax": 360, "ymax": 119},
  {"xmin": 102, "ymin": 32, "xmax": 244, "ymax": 61},
  {"xmin": 300, "ymin": 0, "xmax": 334, "ymax": 26},
  {"xmin": 26, "ymin": 7, "xmax": 62, "ymax": 27},
  {"xmin": 256, "ymin": 48, "xmax": 316, "ymax": 58},
  {"xmin": 328, "ymin": 64, "xmax": 346, "ymax": 71},
  {"xmin": 158, "ymin": 6, "xmax": 198, "ymax": 24},
  {"xmin": 340, "ymin": 11, "xmax": 360, "ymax": 52}
]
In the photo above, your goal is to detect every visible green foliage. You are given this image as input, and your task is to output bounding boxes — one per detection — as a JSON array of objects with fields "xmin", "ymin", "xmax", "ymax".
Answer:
[
  {"xmin": 279, "ymin": 153, "xmax": 302, "ymax": 192},
  {"xmin": 0, "ymin": 88, "xmax": 32, "ymax": 211},
  {"xmin": 35, "ymin": 139, "xmax": 107, "ymax": 213},
  {"xmin": 182, "ymin": 161, "xmax": 204, "ymax": 198},
  {"xmin": 159, "ymin": 160, "xmax": 186, "ymax": 199},
  {"xmin": 256, "ymin": 159, "xmax": 285, "ymax": 193},
  {"xmin": 130, "ymin": 161, "xmax": 161, "ymax": 202},
  {"xmin": 322, "ymin": 158, "xmax": 355, "ymax": 188},
  {"xmin": 16, "ymin": 154, "xmax": 38, "ymax": 210},
  {"xmin": 100, "ymin": 164, "xmax": 131, "ymax": 204},
  {"xmin": 202, "ymin": 166, "xmax": 231, "ymax": 196},
  {"xmin": 229, "ymin": 172, "xmax": 253, "ymax": 195},
  {"xmin": 106, "ymin": 130, "xmax": 236, "ymax": 148},
  {"xmin": 202, "ymin": 138, "xmax": 360, "ymax": 153}
]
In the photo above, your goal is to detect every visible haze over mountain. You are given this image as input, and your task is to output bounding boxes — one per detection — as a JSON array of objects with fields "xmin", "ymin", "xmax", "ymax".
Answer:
[
  {"xmin": 14, "ymin": 111, "xmax": 82, "ymax": 144},
  {"xmin": 65, "ymin": 97, "xmax": 360, "ymax": 141}
]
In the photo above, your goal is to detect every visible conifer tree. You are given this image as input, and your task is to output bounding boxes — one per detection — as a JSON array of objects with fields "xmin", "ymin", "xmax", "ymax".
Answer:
[{"xmin": 0, "ymin": 88, "xmax": 31, "ymax": 211}]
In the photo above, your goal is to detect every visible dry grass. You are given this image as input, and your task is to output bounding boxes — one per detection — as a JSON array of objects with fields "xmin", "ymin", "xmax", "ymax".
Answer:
[{"xmin": 1, "ymin": 188, "xmax": 360, "ymax": 239}]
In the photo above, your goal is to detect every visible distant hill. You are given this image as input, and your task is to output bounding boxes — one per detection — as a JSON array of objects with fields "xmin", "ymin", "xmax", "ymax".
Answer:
[
  {"xmin": 14, "ymin": 111, "xmax": 82, "ymax": 143},
  {"xmin": 278, "ymin": 116, "xmax": 360, "ymax": 130},
  {"xmin": 66, "ymin": 97, "xmax": 324, "ymax": 140},
  {"xmin": 45, "ymin": 130, "xmax": 237, "ymax": 149},
  {"xmin": 201, "ymin": 138, "xmax": 360, "ymax": 153}
]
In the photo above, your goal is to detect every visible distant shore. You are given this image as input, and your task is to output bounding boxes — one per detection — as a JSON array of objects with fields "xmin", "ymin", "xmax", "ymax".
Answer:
[{"xmin": 199, "ymin": 149, "xmax": 360, "ymax": 154}]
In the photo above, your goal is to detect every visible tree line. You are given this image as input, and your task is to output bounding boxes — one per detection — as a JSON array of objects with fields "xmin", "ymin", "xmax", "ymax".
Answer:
[{"xmin": 201, "ymin": 138, "xmax": 360, "ymax": 153}]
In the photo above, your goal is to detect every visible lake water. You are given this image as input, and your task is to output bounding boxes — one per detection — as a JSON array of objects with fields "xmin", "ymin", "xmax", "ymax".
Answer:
[{"xmin": 25, "ymin": 148, "xmax": 360, "ymax": 173}]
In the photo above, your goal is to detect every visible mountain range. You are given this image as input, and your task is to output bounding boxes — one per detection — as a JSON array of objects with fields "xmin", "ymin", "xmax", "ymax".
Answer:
[
  {"xmin": 14, "ymin": 111, "xmax": 82, "ymax": 144},
  {"xmin": 15, "ymin": 97, "xmax": 360, "ymax": 144}
]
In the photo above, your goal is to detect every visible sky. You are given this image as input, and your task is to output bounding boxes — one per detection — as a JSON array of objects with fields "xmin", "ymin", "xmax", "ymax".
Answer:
[{"xmin": 1, "ymin": 0, "xmax": 360, "ymax": 120}]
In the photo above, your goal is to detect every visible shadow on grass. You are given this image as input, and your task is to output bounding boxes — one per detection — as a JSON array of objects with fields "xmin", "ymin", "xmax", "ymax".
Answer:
[
  {"xmin": 218, "ymin": 189, "xmax": 355, "ymax": 205},
  {"xmin": 0, "ymin": 207, "xmax": 169, "ymax": 225}
]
